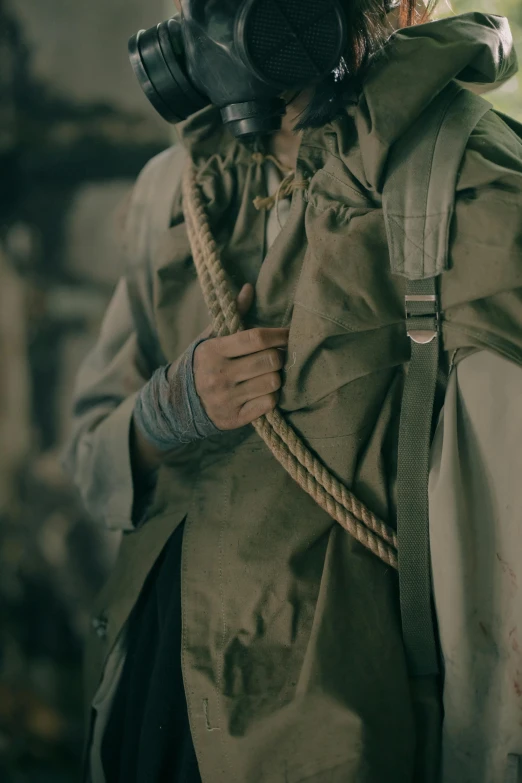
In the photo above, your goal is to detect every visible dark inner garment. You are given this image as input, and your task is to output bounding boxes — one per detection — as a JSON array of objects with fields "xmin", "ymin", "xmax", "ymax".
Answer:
[{"xmin": 101, "ymin": 519, "xmax": 202, "ymax": 783}]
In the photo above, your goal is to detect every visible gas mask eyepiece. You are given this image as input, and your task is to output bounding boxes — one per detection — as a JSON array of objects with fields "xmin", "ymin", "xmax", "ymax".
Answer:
[{"xmin": 129, "ymin": 0, "xmax": 347, "ymax": 138}]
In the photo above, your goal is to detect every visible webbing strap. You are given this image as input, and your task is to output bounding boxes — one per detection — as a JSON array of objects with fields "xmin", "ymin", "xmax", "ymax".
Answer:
[
  {"xmin": 397, "ymin": 277, "xmax": 440, "ymax": 676},
  {"xmin": 383, "ymin": 83, "xmax": 492, "ymax": 280},
  {"xmin": 383, "ymin": 84, "xmax": 492, "ymax": 676}
]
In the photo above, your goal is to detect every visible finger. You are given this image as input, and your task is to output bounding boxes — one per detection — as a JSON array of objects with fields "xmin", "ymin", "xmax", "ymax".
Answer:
[
  {"xmin": 236, "ymin": 283, "xmax": 255, "ymax": 318},
  {"xmin": 233, "ymin": 371, "xmax": 282, "ymax": 404},
  {"xmin": 218, "ymin": 327, "xmax": 289, "ymax": 359},
  {"xmin": 236, "ymin": 392, "xmax": 279, "ymax": 427},
  {"xmin": 229, "ymin": 348, "xmax": 285, "ymax": 383}
]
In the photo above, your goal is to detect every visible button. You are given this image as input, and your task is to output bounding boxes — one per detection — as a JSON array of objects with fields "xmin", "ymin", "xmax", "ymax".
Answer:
[{"xmin": 91, "ymin": 613, "xmax": 108, "ymax": 640}]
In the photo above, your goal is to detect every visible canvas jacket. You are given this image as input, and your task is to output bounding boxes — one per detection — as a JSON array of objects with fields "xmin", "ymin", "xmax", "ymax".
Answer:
[{"xmin": 66, "ymin": 12, "xmax": 522, "ymax": 783}]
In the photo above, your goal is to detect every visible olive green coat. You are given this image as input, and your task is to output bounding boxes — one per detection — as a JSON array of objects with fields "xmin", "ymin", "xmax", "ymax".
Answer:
[{"xmin": 67, "ymin": 12, "xmax": 522, "ymax": 783}]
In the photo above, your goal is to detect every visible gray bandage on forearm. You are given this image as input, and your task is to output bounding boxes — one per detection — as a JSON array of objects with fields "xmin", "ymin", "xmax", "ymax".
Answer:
[{"xmin": 133, "ymin": 337, "xmax": 222, "ymax": 451}]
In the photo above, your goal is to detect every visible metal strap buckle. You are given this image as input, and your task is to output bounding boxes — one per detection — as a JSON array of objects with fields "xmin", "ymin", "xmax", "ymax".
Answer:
[{"xmin": 405, "ymin": 294, "xmax": 439, "ymax": 345}]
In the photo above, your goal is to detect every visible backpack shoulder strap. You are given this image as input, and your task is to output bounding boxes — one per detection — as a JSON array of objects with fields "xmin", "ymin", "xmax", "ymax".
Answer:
[
  {"xmin": 382, "ymin": 84, "xmax": 491, "ymax": 676},
  {"xmin": 383, "ymin": 81, "xmax": 491, "ymax": 281},
  {"xmin": 123, "ymin": 144, "xmax": 187, "ymax": 373}
]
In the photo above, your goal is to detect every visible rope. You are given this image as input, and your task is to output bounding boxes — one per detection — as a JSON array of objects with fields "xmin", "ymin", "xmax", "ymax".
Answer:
[{"xmin": 182, "ymin": 158, "xmax": 399, "ymax": 570}]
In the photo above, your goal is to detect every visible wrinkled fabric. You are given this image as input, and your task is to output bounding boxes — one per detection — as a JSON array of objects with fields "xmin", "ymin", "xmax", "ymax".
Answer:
[
  {"xmin": 429, "ymin": 350, "xmax": 522, "ymax": 783},
  {"xmin": 66, "ymin": 12, "xmax": 522, "ymax": 783},
  {"xmin": 84, "ymin": 159, "xmax": 292, "ymax": 783},
  {"xmin": 63, "ymin": 276, "xmax": 144, "ymax": 532},
  {"xmin": 63, "ymin": 148, "xmax": 185, "ymax": 532},
  {"xmin": 133, "ymin": 337, "xmax": 221, "ymax": 452}
]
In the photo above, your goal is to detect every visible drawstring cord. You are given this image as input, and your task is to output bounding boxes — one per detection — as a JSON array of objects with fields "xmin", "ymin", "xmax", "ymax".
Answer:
[{"xmin": 251, "ymin": 151, "xmax": 309, "ymax": 229}]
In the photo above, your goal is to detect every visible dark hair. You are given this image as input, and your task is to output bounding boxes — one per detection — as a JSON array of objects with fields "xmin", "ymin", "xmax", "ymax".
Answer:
[{"xmin": 293, "ymin": 0, "xmax": 438, "ymax": 131}]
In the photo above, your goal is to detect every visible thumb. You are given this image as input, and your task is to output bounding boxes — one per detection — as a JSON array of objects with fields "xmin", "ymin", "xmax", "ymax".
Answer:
[{"xmin": 236, "ymin": 283, "xmax": 255, "ymax": 318}]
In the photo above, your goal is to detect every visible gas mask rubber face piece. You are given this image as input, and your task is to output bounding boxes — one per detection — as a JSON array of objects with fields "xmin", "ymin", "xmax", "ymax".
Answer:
[{"xmin": 129, "ymin": 0, "xmax": 347, "ymax": 138}]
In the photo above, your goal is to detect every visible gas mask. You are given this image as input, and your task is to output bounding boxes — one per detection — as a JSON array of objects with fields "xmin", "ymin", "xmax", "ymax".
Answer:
[{"xmin": 129, "ymin": 0, "xmax": 348, "ymax": 138}]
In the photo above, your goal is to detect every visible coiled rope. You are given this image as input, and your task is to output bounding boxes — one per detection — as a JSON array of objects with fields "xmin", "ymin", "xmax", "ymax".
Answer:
[{"xmin": 182, "ymin": 158, "xmax": 398, "ymax": 570}]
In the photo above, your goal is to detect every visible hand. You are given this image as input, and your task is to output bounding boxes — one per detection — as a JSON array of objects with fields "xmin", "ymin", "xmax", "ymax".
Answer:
[{"xmin": 191, "ymin": 284, "xmax": 289, "ymax": 430}]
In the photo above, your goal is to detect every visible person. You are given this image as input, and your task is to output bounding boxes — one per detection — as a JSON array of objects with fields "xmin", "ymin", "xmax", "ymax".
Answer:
[{"xmin": 65, "ymin": 1, "xmax": 522, "ymax": 781}]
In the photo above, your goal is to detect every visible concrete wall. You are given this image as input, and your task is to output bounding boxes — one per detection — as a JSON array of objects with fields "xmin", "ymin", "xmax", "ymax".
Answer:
[{"xmin": 15, "ymin": 0, "xmax": 170, "ymax": 115}]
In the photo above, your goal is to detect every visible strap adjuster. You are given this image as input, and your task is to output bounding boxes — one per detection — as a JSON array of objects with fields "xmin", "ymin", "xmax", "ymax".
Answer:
[{"xmin": 405, "ymin": 294, "xmax": 439, "ymax": 345}]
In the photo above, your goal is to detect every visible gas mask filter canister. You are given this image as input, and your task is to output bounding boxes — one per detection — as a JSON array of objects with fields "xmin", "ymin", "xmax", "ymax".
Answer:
[{"xmin": 129, "ymin": 0, "xmax": 347, "ymax": 138}]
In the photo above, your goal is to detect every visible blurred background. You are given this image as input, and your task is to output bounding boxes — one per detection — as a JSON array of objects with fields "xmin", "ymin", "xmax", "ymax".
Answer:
[{"xmin": 0, "ymin": 0, "xmax": 520, "ymax": 780}]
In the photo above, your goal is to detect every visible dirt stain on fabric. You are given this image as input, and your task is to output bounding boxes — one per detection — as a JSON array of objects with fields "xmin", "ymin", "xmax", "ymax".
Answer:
[{"xmin": 496, "ymin": 553, "xmax": 518, "ymax": 590}]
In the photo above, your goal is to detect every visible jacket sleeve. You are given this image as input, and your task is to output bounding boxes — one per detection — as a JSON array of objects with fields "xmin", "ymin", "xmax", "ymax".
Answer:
[
  {"xmin": 428, "ymin": 349, "xmax": 522, "ymax": 781},
  {"xmin": 63, "ymin": 275, "xmax": 157, "ymax": 531},
  {"xmin": 431, "ymin": 115, "xmax": 522, "ymax": 777},
  {"xmin": 63, "ymin": 146, "xmax": 185, "ymax": 531},
  {"xmin": 441, "ymin": 109, "xmax": 522, "ymax": 366}
]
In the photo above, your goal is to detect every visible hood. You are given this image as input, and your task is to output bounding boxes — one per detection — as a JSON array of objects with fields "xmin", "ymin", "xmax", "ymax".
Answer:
[{"xmin": 335, "ymin": 12, "xmax": 518, "ymax": 191}]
